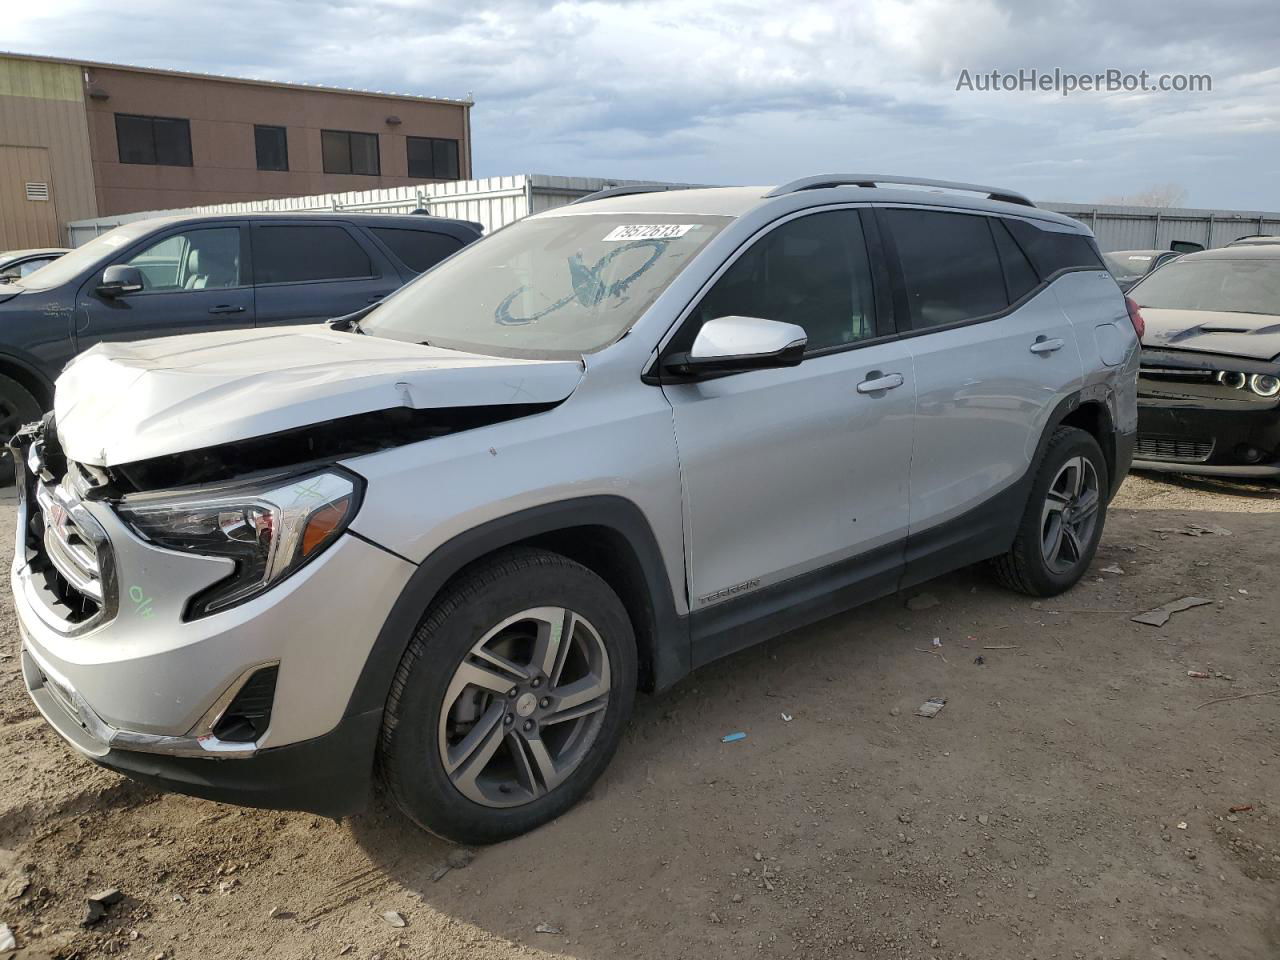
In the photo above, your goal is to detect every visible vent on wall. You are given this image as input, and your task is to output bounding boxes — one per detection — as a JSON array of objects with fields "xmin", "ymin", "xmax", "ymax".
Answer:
[{"xmin": 25, "ymin": 182, "xmax": 50, "ymax": 202}]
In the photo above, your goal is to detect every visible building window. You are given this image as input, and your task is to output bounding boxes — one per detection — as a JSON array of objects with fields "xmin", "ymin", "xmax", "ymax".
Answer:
[
  {"xmin": 115, "ymin": 114, "xmax": 192, "ymax": 166},
  {"xmin": 254, "ymin": 125, "xmax": 289, "ymax": 172},
  {"xmin": 406, "ymin": 137, "xmax": 460, "ymax": 180},
  {"xmin": 321, "ymin": 129, "xmax": 380, "ymax": 176}
]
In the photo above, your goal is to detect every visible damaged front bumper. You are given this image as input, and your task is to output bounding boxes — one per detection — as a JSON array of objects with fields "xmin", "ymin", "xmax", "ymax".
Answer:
[
  {"xmin": 8, "ymin": 422, "xmax": 416, "ymax": 816},
  {"xmin": 1135, "ymin": 348, "xmax": 1280, "ymax": 477}
]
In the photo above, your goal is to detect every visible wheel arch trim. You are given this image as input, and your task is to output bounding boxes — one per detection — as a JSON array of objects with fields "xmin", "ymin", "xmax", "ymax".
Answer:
[{"xmin": 343, "ymin": 495, "xmax": 689, "ymax": 721}]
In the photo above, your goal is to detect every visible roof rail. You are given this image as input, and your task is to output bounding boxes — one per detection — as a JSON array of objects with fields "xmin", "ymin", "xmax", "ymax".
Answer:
[
  {"xmin": 569, "ymin": 183, "xmax": 702, "ymax": 205},
  {"xmin": 765, "ymin": 174, "xmax": 1034, "ymax": 208}
]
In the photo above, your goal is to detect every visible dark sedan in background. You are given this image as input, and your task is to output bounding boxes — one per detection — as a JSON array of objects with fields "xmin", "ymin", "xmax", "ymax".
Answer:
[
  {"xmin": 1130, "ymin": 245, "xmax": 1280, "ymax": 478},
  {"xmin": 1104, "ymin": 248, "xmax": 1184, "ymax": 291}
]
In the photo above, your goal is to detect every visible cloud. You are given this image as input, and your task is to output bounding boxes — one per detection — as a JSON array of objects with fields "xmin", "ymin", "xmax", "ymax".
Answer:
[{"xmin": 5, "ymin": 0, "xmax": 1279, "ymax": 208}]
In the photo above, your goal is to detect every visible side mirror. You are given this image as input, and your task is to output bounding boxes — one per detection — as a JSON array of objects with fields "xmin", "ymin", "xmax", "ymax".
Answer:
[
  {"xmin": 96, "ymin": 264, "xmax": 144, "ymax": 298},
  {"xmin": 666, "ymin": 315, "xmax": 807, "ymax": 377}
]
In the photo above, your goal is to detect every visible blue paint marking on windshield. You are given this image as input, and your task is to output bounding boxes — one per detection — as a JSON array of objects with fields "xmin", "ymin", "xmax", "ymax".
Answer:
[{"xmin": 494, "ymin": 239, "xmax": 669, "ymax": 326}]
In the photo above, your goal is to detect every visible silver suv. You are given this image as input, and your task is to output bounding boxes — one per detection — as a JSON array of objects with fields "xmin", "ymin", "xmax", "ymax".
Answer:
[{"xmin": 10, "ymin": 175, "xmax": 1139, "ymax": 843}]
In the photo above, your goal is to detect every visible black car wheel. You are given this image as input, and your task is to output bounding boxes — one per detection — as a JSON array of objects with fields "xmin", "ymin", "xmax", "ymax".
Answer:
[
  {"xmin": 992, "ymin": 426, "xmax": 1110, "ymax": 597},
  {"xmin": 379, "ymin": 547, "xmax": 637, "ymax": 844},
  {"xmin": 0, "ymin": 375, "xmax": 41, "ymax": 487}
]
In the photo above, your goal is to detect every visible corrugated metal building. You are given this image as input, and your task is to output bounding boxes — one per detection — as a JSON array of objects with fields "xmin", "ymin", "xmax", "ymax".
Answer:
[
  {"xmin": 65, "ymin": 177, "xmax": 1280, "ymax": 252},
  {"xmin": 0, "ymin": 56, "xmax": 99, "ymax": 247}
]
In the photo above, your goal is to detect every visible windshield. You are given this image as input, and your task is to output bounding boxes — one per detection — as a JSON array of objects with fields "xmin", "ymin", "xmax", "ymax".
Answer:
[
  {"xmin": 1103, "ymin": 251, "xmax": 1158, "ymax": 279},
  {"xmin": 1131, "ymin": 258, "xmax": 1280, "ymax": 316},
  {"xmin": 14, "ymin": 224, "xmax": 149, "ymax": 291},
  {"xmin": 362, "ymin": 213, "xmax": 730, "ymax": 357}
]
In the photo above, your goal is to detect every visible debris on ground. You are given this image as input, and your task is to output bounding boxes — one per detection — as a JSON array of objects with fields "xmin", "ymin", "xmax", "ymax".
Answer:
[
  {"xmin": 780, "ymin": 712, "xmax": 792, "ymax": 722},
  {"xmin": 1153, "ymin": 523, "xmax": 1232, "ymax": 537},
  {"xmin": 977, "ymin": 814, "xmax": 989, "ymax": 826},
  {"xmin": 0, "ymin": 923, "xmax": 14, "ymax": 951},
  {"xmin": 721, "ymin": 732, "xmax": 747, "ymax": 743},
  {"xmin": 1187, "ymin": 670, "xmax": 1211, "ymax": 679},
  {"xmin": 1101, "ymin": 564, "xmax": 1125, "ymax": 575},
  {"xmin": 1132, "ymin": 596, "xmax": 1212, "ymax": 627},
  {"xmin": 1229, "ymin": 804, "xmax": 1254, "ymax": 813},
  {"xmin": 1177, "ymin": 821, "xmax": 1188, "ymax": 830},
  {"xmin": 931, "ymin": 637, "xmax": 942, "ymax": 648},
  {"xmin": 267, "ymin": 907, "xmax": 295, "ymax": 920},
  {"xmin": 1194, "ymin": 687, "xmax": 1280, "ymax": 711},
  {"xmin": 973, "ymin": 656, "xmax": 985, "ymax": 665},
  {"xmin": 430, "ymin": 866, "xmax": 451, "ymax": 883},
  {"xmin": 983, "ymin": 644, "xmax": 1018, "ymax": 650},
  {"xmin": 534, "ymin": 922, "xmax": 563, "ymax": 935},
  {"xmin": 445, "ymin": 849, "xmax": 475, "ymax": 870},
  {"xmin": 383, "ymin": 911, "xmax": 407, "ymax": 928},
  {"xmin": 82, "ymin": 888, "xmax": 124, "ymax": 926},
  {"xmin": 915, "ymin": 697, "xmax": 946, "ymax": 718},
  {"xmin": 906, "ymin": 592, "xmax": 940, "ymax": 611}
]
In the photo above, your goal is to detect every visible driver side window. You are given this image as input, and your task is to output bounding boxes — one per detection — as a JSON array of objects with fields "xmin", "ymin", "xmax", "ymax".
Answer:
[
  {"xmin": 125, "ymin": 227, "xmax": 242, "ymax": 292},
  {"xmin": 689, "ymin": 209, "xmax": 877, "ymax": 353}
]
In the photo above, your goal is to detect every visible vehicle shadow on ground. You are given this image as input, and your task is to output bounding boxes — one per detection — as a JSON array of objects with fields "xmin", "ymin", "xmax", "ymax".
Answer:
[
  {"xmin": 342, "ymin": 560, "xmax": 999, "ymax": 954},
  {"xmin": 342, "ymin": 492, "xmax": 1280, "ymax": 959}
]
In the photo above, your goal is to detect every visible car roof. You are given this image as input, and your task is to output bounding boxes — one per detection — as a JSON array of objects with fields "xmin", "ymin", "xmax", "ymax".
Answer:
[
  {"xmin": 542, "ymin": 181, "xmax": 1086, "ymax": 231},
  {"xmin": 1179, "ymin": 245, "xmax": 1280, "ymax": 261},
  {"xmin": 114, "ymin": 211, "xmax": 483, "ymax": 234}
]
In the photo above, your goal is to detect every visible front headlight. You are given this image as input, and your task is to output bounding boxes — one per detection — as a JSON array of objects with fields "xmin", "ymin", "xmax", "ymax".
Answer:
[
  {"xmin": 116, "ymin": 469, "xmax": 361, "ymax": 619},
  {"xmin": 1249, "ymin": 374, "xmax": 1280, "ymax": 398}
]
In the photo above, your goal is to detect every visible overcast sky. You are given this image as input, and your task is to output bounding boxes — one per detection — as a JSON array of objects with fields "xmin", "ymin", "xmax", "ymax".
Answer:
[{"xmin": 8, "ymin": 0, "xmax": 1280, "ymax": 209}]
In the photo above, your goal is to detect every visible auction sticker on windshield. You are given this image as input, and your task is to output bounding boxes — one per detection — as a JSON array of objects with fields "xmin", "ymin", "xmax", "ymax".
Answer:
[{"xmin": 602, "ymin": 224, "xmax": 697, "ymax": 241}]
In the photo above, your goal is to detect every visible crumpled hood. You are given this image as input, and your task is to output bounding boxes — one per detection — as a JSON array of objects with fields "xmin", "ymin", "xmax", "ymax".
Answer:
[
  {"xmin": 1141, "ymin": 308, "xmax": 1280, "ymax": 362},
  {"xmin": 54, "ymin": 325, "xmax": 584, "ymax": 466}
]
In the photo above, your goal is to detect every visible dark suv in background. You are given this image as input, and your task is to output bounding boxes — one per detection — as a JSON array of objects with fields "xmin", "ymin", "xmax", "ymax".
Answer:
[{"xmin": 0, "ymin": 212, "xmax": 482, "ymax": 478}]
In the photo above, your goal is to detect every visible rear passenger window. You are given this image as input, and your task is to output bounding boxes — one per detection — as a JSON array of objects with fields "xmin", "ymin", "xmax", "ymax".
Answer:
[
  {"xmin": 254, "ymin": 225, "xmax": 373, "ymax": 284},
  {"xmin": 371, "ymin": 228, "xmax": 462, "ymax": 274},
  {"xmin": 694, "ymin": 210, "xmax": 876, "ymax": 352},
  {"xmin": 884, "ymin": 209, "xmax": 1007, "ymax": 329},
  {"xmin": 992, "ymin": 218, "xmax": 1040, "ymax": 302},
  {"xmin": 1004, "ymin": 219, "xmax": 1105, "ymax": 277}
]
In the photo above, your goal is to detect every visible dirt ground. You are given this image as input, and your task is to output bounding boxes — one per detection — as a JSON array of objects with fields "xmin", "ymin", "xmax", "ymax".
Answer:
[{"xmin": 0, "ymin": 472, "xmax": 1277, "ymax": 960}]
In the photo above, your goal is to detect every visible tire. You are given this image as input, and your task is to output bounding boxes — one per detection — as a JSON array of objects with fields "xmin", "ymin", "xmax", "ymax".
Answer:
[
  {"xmin": 991, "ymin": 426, "xmax": 1110, "ymax": 597},
  {"xmin": 379, "ymin": 547, "xmax": 637, "ymax": 844},
  {"xmin": 0, "ymin": 375, "xmax": 42, "ymax": 487}
]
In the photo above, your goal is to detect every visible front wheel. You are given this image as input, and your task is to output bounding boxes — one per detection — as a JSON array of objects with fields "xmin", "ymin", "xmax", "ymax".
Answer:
[
  {"xmin": 379, "ymin": 548, "xmax": 637, "ymax": 844},
  {"xmin": 0, "ymin": 375, "xmax": 42, "ymax": 487},
  {"xmin": 991, "ymin": 426, "xmax": 1109, "ymax": 597}
]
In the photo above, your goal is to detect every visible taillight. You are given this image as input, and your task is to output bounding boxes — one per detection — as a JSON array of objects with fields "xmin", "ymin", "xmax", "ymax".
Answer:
[{"xmin": 1124, "ymin": 296, "xmax": 1145, "ymax": 340}]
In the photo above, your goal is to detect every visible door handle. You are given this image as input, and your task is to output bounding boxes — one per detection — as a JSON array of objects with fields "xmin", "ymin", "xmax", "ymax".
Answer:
[
  {"xmin": 856, "ymin": 372, "xmax": 905, "ymax": 394},
  {"xmin": 1029, "ymin": 337, "xmax": 1065, "ymax": 355},
  {"xmin": 208, "ymin": 304, "xmax": 247, "ymax": 315}
]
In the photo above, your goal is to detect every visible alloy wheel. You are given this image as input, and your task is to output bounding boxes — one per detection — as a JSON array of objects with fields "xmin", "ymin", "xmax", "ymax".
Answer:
[
  {"xmin": 1040, "ymin": 455, "xmax": 1101, "ymax": 574},
  {"xmin": 437, "ymin": 606, "xmax": 611, "ymax": 808}
]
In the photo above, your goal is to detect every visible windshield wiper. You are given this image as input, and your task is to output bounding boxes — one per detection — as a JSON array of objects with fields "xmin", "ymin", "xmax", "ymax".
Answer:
[{"xmin": 328, "ymin": 301, "xmax": 381, "ymax": 333}]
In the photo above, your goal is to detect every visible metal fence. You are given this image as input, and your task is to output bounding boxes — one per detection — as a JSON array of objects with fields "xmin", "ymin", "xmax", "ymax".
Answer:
[
  {"xmin": 67, "ymin": 177, "xmax": 1280, "ymax": 253},
  {"xmin": 1045, "ymin": 201, "xmax": 1280, "ymax": 252}
]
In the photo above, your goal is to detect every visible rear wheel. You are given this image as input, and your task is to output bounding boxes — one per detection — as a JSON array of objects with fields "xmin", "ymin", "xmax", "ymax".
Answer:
[
  {"xmin": 0, "ymin": 375, "xmax": 41, "ymax": 487},
  {"xmin": 992, "ymin": 426, "xmax": 1109, "ymax": 596},
  {"xmin": 379, "ymin": 548, "xmax": 636, "ymax": 844}
]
